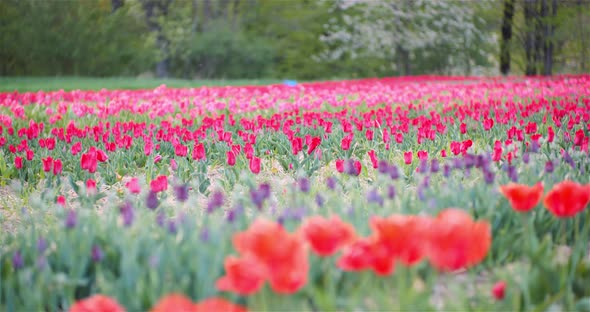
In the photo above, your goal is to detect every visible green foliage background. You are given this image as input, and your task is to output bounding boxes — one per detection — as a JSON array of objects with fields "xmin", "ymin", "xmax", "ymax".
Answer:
[{"xmin": 0, "ymin": 0, "xmax": 588, "ymax": 79}]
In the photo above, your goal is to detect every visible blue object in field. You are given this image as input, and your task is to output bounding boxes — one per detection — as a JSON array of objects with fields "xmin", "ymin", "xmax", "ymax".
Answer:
[{"xmin": 283, "ymin": 80, "xmax": 298, "ymax": 87}]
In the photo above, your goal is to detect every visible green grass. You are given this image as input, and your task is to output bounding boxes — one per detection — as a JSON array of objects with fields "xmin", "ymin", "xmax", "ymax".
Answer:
[{"xmin": 0, "ymin": 77, "xmax": 281, "ymax": 92}]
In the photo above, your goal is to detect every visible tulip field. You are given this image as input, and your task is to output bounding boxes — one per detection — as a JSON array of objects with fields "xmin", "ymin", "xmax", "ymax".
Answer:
[{"xmin": 1, "ymin": 75, "xmax": 590, "ymax": 311}]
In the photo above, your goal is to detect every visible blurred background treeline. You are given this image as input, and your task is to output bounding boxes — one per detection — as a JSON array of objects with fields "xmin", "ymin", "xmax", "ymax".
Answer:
[{"xmin": 0, "ymin": 0, "xmax": 588, "ymax": 80}]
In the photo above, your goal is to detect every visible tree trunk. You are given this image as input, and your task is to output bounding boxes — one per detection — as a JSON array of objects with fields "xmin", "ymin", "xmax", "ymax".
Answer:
[
  {"xmin": 111, "ymin": 0, "xmax": 124, "ymax": 12},
  {"xmin": 203, "ymin": 0, "xmax": 212, "ymax": 28},
  {"xmin": 577, "ymin": 0, "xmax": 587, "ymax": 72},
  {"xmin": 524, "ymin": 0, "xmax": 538, "ymax": 76},
  {"xmin": 231, "ymin": 0, "xmax": 240, "ymax": 30},
  {"xmin": 500, "ymin": 0, "xmax": 515, "ymax": 75},
  {"xmin": 140, "ymin": 0, "xmax": 172, "ymax": 78},
  {"xmin": 543, "ymin": 0, "xmax": 557, "ymax": 75},
  {"xmin": 396, "ymin": 46, "xmax": 411, "ymax": 76}
]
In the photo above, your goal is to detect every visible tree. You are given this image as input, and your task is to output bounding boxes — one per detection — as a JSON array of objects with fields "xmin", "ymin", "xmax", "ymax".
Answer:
[
  {"xmin": 318, "ymin": 0, "xmax": 496, "ymax": 76},
  {"xmin": 500, "ymin": 0, "xmax": 515, "ymax": 75},
  {"xmin": 140, "ymin": 0, "xmax": 173, "ymax": 78}
]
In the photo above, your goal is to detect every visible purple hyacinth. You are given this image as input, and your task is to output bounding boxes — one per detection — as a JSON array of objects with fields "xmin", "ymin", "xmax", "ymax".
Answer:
[
  {"xmin": 119, "ymin": 201, "xmax": 134, "ymax": 227},
  {"xmin": 386, "ymin": 184, "xmax": 396, "ymax": 199},
  {"xmin": 464, "ymin": 154, "xmax": 476, "ymax": 169},
  {"xmin": 545, "ymin": 160, "xmax": 555, "ymax": 173},
  {"xmin": 388, "ymin": 165, "xmax": 400, "ymax": 180},
  {"xmin": 199, "ymin": 228, "xmax": 209, "ymax": 242},
  {"xmin": 530, "ymin": 140, "xmax": 540, "ymax": 153},
  {"xmin": 37, "ymin": 238, "xmax": 48, "ymax": 253},
  {"xmin": 422, "ymin": 176, "xmax": 431, "ymax": 189},
  {"xmin": 91, "ymin": 244, "xmax": 104, "ymax": 262},
  {"xmin": 65, "ymin": 209, "xmax": 77, "ymax": 229},
  {"xmin": 174, "ymin": 184, "xmax": 189, "ymax": 202},
  {"xmin": 562, "ymin": 151, "xmax": 575, "ymax": 168},
  {"xmin": 430, "ymin": 159, "xmax": 440, "ymax": 173},
  {"xmin": 367, "ymin": 188, "xmax": 384, "ymax": 206},
  {"xmin": 522, "ymin": 153, "xmax": 530, "ymax": 164},
  {"xmin": 207, "ymin": 190, "xmax": 225, "ymax": 213},
  {"xmin": 452, "ymin": 157, "xmax": 464, "ymax": 170},
  {"xmin": 298, "ymin": 177, "xmax": 310, "ymax": 193},
  {"xmin": 443, "ymin": 164, "xmax": 452, "ymax": 178},
  {"xmin": 315, "ymin": 194, "xmax": 325, "ymax": 207},
  {"xmin": 12, "ymin": 250, "xmax": 24, "ymax": 270},
  {"xmin": 146, "ymin": 191, "xmax": 159, "ymax": 210},
  {"xmin": 507, "ymin": 165, "xmax": 518, "ymax": 182},
  {"xmin": 250, "ymin": 187, "xmax": 268, "ymax": 210},
  {"xmin": 226, "ymin": 204, "xmax": 243, "ymax": 223},
  {"xmin": 483, "ymin": 169, "xmax": 495, "ymax": 185},
  {"xmin": 417, "ymin": 186, "xmax": 426, "ymax": 201},
  {"xmin": 167, "ymin": 219, "xmax": 178, "ymax": 234},
  {"xmin": 418, "ymin": 159, "xmax": 429, "ymax": 174},
  {"xmin": 156, "ymin": 211, "xmax": 166, "ymax": 227},
  {"xmin": 378, "ymin": 160, "xmax": 389, "ymax": 174},
  {"xmin": 326, "ymin": 176, "xmax": 337, "ymax": 190}
]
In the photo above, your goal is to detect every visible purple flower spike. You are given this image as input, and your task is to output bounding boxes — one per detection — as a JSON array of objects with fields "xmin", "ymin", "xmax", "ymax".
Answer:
[
  {"xmin": 545, "ymin": 160, "xmax": 554, "ymax": 173},
  {"xmin": 315, "ymin": 194, "xmax": 325, "ymax": 207},
  {"xmin": 430, "ymin": 159, "xmax": 440, "ymax": 173},
  {"xmin": 418, "ymin": 159, "xmax": 429, "ymax": 174},
  {"xmin": 91, "ymin": 245, "xmax": 104, "ymax": 262},
  {"xmin": 530, "ymin": 140, "xmax": 540, "ymax": 153},
  {"xmin": 65, "ymin": 210, "xmax": 77, "ymax": 229},
  {"xmin": 156, "ymin": 211, "xmax": 166, "ymax": 227},
  {"xmin": 378, "ymin": 160, "xmax": 389, "ymax": 174},
  {"xmin": 199, "ymin": 228, "xmax": 209, "ymax": 242},
  {"xmin": 507, "ymin": 165, "xmax": 518, "ymax": 182},
  {"xmin": 483, "ymin": 169, "xmax": 495, "ymax": 185},
  {"xmin": 298, "ymin": 178, "xmax": 310, "ymax": 193},
  {"xmin": 326, "ymin": 176, "xmax": 337, "ymax": 190},
  {"xmin": 387, "ymin": 184, "xmax": 396, "ymax": 199},
  {"xmin": 37, "ymin": 238, "xmax": 48, "ymax": 253},
  {"xmin": 522, "ymin": 153, "xmax": 530, "ymax": 164},
  {"xmin": 146, "ymin": 191, "xmax": 159, "ymax": 210},
  {"xmin": 12, "ymin": 251, "xmax": 24, "ymax": 270},
  {"xmin": 452, "ymin": 158, "xmax": 464, "ymax": 170},
  {"xmin": 120, "ymin": 201, "xmax": 134, "ymax": 227},
  {"xmin": 174, "ymin": 184, "xmax": 189, "ymax": 202},
  {"xmin": 167, "ymin": 219, "xmax": 178, "ymax": 234},
  {"xmin": 417, "ymin": 186, "xmax": 426, "ymax": 201},
  {"xmin": 443, "ymin": 164, "xmax": 452, "ymax": 178},
  {"xmin": 421, "ymin": 176, "xmax": 431, "ymax": 189},
  {"xmin": 207, "ymin": 190, "xmax": 225, "ymax": 213},
  {"xmin": 388, "ymin": 165, "xmax": 400, "ymax": 180},
  {"xmin": 367, "ymin": 188, "xmax": 384, "ymax": 206}
]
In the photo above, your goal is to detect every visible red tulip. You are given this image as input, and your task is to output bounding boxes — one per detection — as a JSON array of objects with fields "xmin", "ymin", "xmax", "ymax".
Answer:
[
  {"xmin": 42, "ymin": 156, "xmax": 53, "ymax": 172},
  {"xmin": 150, "ymin": 175, "xmax": 168, "ymax": 193},
  {"xmin": 227, "ymin": 151, "xmax": 236, "ymax": 166},
  {"xmin": 14, "ymin": 156, "xmax": 23, "ymax": 169},
  {"xmin": 499, "ymin": 182, "xmax": 544, "ymax": 213},
  {"xmin": 544, "ymin": 180, "xmax": 590, "ymax": 218},
  {"xmin": 53, "ymin": 159, "xmax": 63, "ymax": 175},
  {"xmin": 150, "ymin": 294, "xmax": 194, "ymax": 312},
  {"xmin": 194, "ymin": 298, "xmax": 247, "ymax": 312},
  {"xmin": 126, "ymin": 178, "xmax": 141, "ymax": 194},
  {"xmin": 403, "ymin": 151, "xmax": 413, "ymax": 165},
  {"xmin": 249, "ymin": 156, "xmax": 261, "ymax": 174},
  {"xmin": 299, "ymin": 215, "xmax": 356, "ymax": 257},
  {"xmin": 69, "ymin": 294, "xmax": 125, "ymax": 312},
  {"xmin": 427, "ymin": 209, "xmax": 491, "ymax": 271},
  {"xmin": 492, "ymin": 281, "xmax": 506, "ymax": 300}
]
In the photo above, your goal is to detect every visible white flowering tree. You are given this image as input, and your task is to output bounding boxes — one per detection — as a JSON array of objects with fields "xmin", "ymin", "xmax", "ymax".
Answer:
[{"xmin": 317, "ymin": 0, "xmax": 498, "ymax": 76}]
